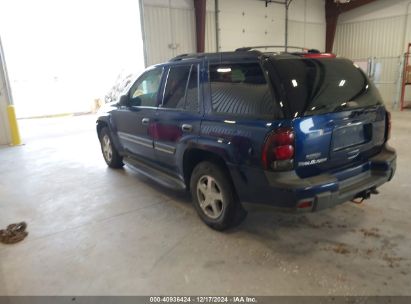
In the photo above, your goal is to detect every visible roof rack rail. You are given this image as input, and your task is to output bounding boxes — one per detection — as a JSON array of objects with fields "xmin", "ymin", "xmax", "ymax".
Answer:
[
  {"xmin": 169, "ymin": 53, "xmax": 190, "ymax": 61},
  {"xmin": 235, "ymin": 45, "xmax": 309, "ymax": 52}
]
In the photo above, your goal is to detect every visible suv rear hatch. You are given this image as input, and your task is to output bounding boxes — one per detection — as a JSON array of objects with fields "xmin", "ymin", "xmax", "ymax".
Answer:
[{"xmin": 265, "ymin": 57, "xmax": 387, "ymax": 178}]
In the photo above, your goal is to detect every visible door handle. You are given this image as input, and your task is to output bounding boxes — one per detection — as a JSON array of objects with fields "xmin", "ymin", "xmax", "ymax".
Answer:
[
  {"xmin": 142, "ymin": 118, "xmax": 150, "ymax": 125},
  {"xmin": 181, "ymin": 124, "xmax": 193, "ymax": 132}
]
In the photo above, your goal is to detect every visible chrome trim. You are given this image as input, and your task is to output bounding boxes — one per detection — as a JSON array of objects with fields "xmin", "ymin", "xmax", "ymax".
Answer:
[
  {"xmin": 118, "ymin": 132, "xmax": 153, "ymax": 148},
  {"xmin": 154, "ymin": 142, "xmax": 176, "ymax": 154}
]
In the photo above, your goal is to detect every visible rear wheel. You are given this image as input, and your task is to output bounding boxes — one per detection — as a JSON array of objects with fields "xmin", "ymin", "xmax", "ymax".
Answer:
[
  {"xmin": 99, "ymin": 127, "xmax": 124, "ymax": 168},
  {"xmin": 190, "ymin": 161, "xmax": 246, "ymax": 230}
]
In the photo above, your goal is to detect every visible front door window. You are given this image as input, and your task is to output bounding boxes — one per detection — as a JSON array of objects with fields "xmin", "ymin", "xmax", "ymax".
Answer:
[{"xmin": 129, "ymin": 68, "xmax": 163, "ymax": 107}]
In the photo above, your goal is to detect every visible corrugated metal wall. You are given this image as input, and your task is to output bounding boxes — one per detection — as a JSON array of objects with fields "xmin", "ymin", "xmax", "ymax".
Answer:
[
  {"xmin": 205, "ymin": 10, "xmax": 217, "ymax": 52},
  {"xmin": 334, "ymin": 16, "xmax": 406, "ymax": 58},
  {"xmin": 143, "ymin": 5, "xmax": 196, "ymax": 66},
  {"xmin": 142, "ymin": 0, "xmax": 325, "ymax": 65},
  {"xmin": 334, "ymin": 15, "xmax": 407, "ymax": 107}
]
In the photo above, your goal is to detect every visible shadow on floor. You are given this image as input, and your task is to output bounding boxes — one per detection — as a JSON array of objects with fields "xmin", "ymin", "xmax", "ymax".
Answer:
[{"xmin": 121, "ymin": 163, "xmax": 368, "ymax": 259}]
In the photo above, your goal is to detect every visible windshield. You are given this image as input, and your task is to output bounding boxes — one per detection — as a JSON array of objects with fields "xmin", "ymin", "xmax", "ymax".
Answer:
[{"xmin": 265, "ymin": 57, "xmax": 383, "ymax": 118}]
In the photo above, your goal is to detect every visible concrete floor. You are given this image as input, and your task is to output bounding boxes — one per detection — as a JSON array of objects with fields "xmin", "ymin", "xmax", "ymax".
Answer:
[{"xmin": 0, "ymin": 112, "xmax": 410, "ymax": 296}]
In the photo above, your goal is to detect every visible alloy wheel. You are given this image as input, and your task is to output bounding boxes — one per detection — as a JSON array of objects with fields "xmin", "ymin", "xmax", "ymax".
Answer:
[
  {"xmin": 196, "ymin": 175, "xmax": 225, "ymax": 219},
  {"xmin": 102, "ymin": 134, "xmax": 113, "ymax": 163}
]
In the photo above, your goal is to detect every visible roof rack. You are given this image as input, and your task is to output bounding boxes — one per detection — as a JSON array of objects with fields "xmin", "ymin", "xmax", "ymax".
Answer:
[
  {"xmin": 236, "ymin": 46, "xmax": 336, "ymax": 59},
  {"xmin": 168, "ymin": 48, "xmax": 330, "ymax": 63},
  {"xmin": 169, "ymin": 53, "xmax": 192, "ymax": 61},
  {"xmin": 235, "ymin": 45, "xmax": 310, "ymax": 52},
  {"xmin": 169, "ymin": 50, "xmax": 263, "ymax": 62}
]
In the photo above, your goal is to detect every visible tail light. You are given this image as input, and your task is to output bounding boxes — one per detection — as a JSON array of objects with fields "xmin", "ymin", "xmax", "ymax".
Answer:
[
  {"xmin": 386, "ymin": 111, "xmax": 391, "ymax": 140},
  {"xmin": 262, "ymin": 128, "xmax": 295, "ymax": 171}
]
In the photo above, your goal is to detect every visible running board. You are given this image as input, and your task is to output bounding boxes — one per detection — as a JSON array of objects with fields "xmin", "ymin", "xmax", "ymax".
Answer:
[{"xmin": 124, "ymin": 157, "xmax": 186, "ymax": 191}]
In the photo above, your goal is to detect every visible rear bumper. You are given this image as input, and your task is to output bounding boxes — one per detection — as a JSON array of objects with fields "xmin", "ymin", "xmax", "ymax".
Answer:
[{"xmin": 230, "ymin": 145, "xmax": 396, "ymax": 211}]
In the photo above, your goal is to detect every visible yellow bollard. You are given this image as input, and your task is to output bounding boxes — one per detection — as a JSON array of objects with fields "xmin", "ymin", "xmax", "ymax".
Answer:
[{"xmin": 6, "ymin": 105, "xmax": 22, "ymax": 146}]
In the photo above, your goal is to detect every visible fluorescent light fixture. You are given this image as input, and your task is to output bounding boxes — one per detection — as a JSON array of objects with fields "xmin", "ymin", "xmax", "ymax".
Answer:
[
  {"xmin": 294, "ymin": 112, "xmax": 299, "ymax": 118},
  {"xmin": 339, "ymin": 80, "xmax": 346, "ymax": 87},
  {"xmin": 366, "ymin": 84, "xmax": 369, "ymax": 89},
  {"xmin": 224, "ymin": 120, "xmax": 236, "ymax": 124},
  {"xmin": 291, "ymin": 79, "xmax": 298, "ymax": 87},
  {"xmin": 217, "ymin": 67, "xmax": 231, "ymax": 73},
  {"xmin": 311, "ymin": 106, "xmax": 316, "ymax": 111},
  {"xmin": 279, "ymin": 101, "xmax": 284, "ymax": 108}
]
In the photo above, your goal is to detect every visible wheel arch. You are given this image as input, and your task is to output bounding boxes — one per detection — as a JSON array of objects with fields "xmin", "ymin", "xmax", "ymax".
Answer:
[
  {"xmin": 182, "ymin": 148, "xmax": 233, "ymax": 191},
  {"xmin": 96, "ymin": 117, "xmax": 110, "ymax": 137},
  {"xmin": 96, "ymin": 116, "xmax": 124, "ymax": 155}
]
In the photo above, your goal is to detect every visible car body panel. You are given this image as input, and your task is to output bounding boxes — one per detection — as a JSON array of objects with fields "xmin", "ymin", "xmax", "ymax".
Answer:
[
  {"xmin": 151, "ymin": 108, "xmax": 202, "ymax": 177},
  {"xmin": 293, "ymin": 105, "xmax": 386, "ymax": 178},
  {"xmin": 111, "ymin": 106, "xmax": 157, "ymax": 162}
]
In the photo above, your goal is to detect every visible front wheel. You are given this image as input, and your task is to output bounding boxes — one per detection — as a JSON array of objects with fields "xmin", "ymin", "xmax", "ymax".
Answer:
[
  {"xmin": 190, "ymin": 161, "xmax": 246, "ymax": 231},
  {"xmin": 99, "ymin": 127, "xmax": 124, "ymax": 168}
]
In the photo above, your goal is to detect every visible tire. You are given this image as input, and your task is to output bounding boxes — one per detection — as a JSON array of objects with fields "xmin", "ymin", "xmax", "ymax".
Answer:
[
  {"xmin": 190, "ymin": 161, "xmax": 246, "ymax": 231},
  {"xmin": 99, "ymin": 127, "xmax": 124, "ymax": 168}
]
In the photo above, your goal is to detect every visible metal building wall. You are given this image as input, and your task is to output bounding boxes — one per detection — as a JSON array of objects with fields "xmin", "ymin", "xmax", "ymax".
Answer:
[
  {"xmin": 142, "ymin": 0, "xmax": 216, "ymax": 66},
  {"xmin": 205, "ymin": 10, "xmax": 217, "ymax": 52},
  {"xmin": 0, "ymin": 38, "xmax": 11, "ymax": 145},
  {"xmin": 217, "ymin": 0, "xmax": 326, "ymax": 52},
  {"xmin": 143, "ymin": 4, "xmax": 196, "ymax": 66},
  {"xmin": 142, "ymin": 0, "xmax": 325, "ymax": 65},
  {"xmin": 334, "ymin": 16, "xmax": 406, "ymax": 58},
  {"xmin": 0, "ymin": 89, "xmax": 11, "ymax": 145},
  {"xmin": 333, "ymin": 1, "xmax": 411, "ymax": 108},
  {"xmin": 288, "ymin": 20, "xmax": 326, "ymax": 51}
]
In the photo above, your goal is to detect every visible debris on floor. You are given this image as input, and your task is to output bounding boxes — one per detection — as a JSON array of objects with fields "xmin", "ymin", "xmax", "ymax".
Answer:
[
  {"xmin": 0, "ymin": 222, "xmax": 28, "ymax": 244},
  {"xmin": 360, "ymin": 227, "xmax": 381, "ymax": 238},
  {"xmin": 332, "ymin": 243, "xmax": 350, "ymax": 255},
  {"xmin": 382, "ymin": 254, "xmax": 404, "ymax": 268}
]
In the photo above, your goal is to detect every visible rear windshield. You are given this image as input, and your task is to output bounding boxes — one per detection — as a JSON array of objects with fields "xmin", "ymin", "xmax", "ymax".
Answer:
[{"xmin": 265, "ymin": 58, "xmax": 383, "ymax": 117}]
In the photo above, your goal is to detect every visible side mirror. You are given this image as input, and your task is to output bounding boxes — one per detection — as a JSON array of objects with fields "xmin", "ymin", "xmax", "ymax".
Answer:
[{"xmin": 118, "ymin": 95, "xmax": 130, "ymax": 107}]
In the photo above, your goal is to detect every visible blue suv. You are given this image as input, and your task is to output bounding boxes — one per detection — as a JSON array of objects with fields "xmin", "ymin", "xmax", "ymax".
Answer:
[{"xmin": 97, "ymin": 48, "xmax": 396, "ymax": 230}]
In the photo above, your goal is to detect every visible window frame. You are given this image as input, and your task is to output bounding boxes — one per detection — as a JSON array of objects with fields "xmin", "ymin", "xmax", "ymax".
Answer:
[{"xmin": 159, "ymin": 62, "xmax": 202, "ymax": 114}]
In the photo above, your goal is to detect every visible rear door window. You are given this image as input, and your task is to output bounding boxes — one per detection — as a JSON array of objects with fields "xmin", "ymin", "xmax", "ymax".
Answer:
[
  {"xmin": 209, "ymin": 63, "xmax": 280, "ymax": 119},
  {"xmin": 266, "ymin": 58, "xmax": 383, "ymax": 117},
  {"xmin": 185, "ymin": 65, "xmax": 200, "ymax": 112},
  {"xmin": 162, "ymin": 64, "xmax": 200, "ymax": 112}
]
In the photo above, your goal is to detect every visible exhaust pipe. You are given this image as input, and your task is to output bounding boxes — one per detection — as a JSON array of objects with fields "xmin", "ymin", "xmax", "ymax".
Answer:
[{"xmin": 351, "ymin": 187, "xmax": 379, "ymax": 204}]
